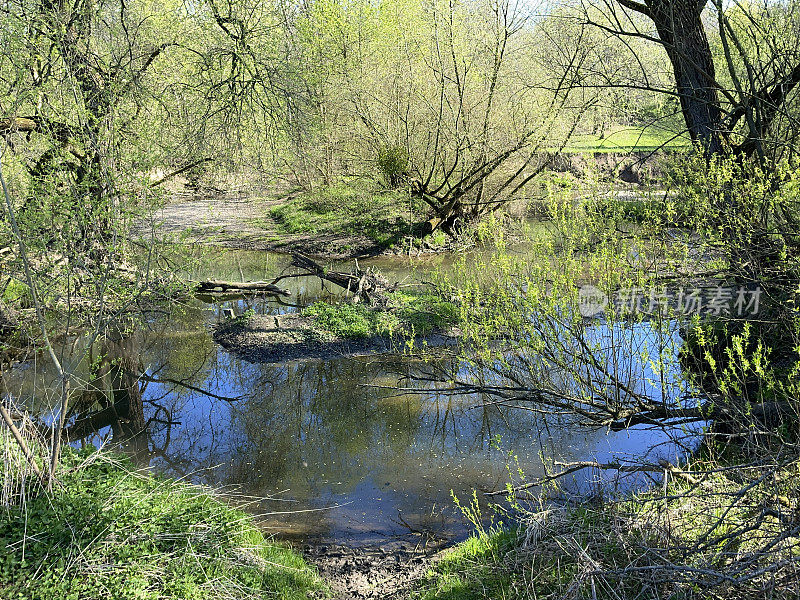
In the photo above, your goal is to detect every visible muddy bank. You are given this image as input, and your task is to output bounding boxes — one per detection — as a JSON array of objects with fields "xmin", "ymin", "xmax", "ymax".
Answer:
[
  {"xmin": 549, "ymin": 150, "xmax": 672, "ymax": 184},
  {"xmin": 213, "ymin": 314, "xmax": 458, "ymax": 364},
  {"xmin": 136, "ymin": 193, "xmax": 384, "ymax": 259},
  {"xmin": 305, "ymin": 543, "xmax": 445, "ymax": 600}
]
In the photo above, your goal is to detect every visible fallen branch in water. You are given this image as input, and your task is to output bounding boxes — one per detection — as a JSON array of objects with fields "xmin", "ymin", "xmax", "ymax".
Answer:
[
  {"xmin": 486, "ymin": 459, "xmax": 698, "ymax": 496},
  {"xmin": 194, "ymin": 280, "xmax": 291, "ymax": 296},
  {"xmin": 271, "ymin": 253, "xmax": 396, "ymax": 305}
]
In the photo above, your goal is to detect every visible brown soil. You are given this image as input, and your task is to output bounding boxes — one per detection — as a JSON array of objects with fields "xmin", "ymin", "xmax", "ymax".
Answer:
[
  {"xmin": 137, "ymin": 192, "xmax": 383, "ymax": 259},
  {"xmin": 305, "ymin": 543, "xmax": 446, "ymax": 600}
]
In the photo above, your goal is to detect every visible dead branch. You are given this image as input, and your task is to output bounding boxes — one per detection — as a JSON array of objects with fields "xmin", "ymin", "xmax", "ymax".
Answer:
[
  {"xmin": 486, "ymin": 459, "xmax": 697, "ymax": 496},
  {"xmin": 194, "ymin": 280, "xmax": 291, "ymax": 296},
  {"xmin": 150, "ymin": 157, "xmax": 214, "ymax": 187},
  {"xmin": 273, "ymin": 253, "xmax": 396, "ymax": 305}
]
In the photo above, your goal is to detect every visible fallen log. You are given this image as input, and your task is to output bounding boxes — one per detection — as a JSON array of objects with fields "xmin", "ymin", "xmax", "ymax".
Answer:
[{"xmin": 195, "ymin": 280, "xmax": 291, "ymax": 296}]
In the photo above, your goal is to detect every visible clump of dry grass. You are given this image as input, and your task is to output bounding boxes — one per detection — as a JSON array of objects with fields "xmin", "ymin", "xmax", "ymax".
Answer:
[
  {"xmin": 417, "ymin": 450, "xmax": 800, "ymax": 600},
  {"xmin": 1, "ymin": 399, "xmax": 47, "ymax": 508}
]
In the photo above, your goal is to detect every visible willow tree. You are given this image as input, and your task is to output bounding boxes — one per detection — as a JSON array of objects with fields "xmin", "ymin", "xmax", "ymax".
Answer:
[
  {"xmin": 580, "ymin": 0, "xmax": 800, "ymax": 161},
  {"xmin": 295, "ymin": 0, "xmax": 596, "ymax": 234}
]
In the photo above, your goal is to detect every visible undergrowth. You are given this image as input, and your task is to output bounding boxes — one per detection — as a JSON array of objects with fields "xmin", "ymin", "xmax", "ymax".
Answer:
[
  {"xmin": 268, "ymin": 181, "xmax": 425, "ymax": 247},
  {"xmin": 414, "ymin": 452, "xmax": 800, "ymax": 600}
]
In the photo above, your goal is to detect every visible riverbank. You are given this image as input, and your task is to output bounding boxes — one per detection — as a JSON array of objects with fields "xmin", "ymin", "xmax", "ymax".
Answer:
[
  {"xmin": 139, "ymin": 192, "xmax": 388, "ymax": 259},
  {"xmin": 5, "ymin": 444, "xmax": 794, "ymax": 600},
  {"xmin": 306, "ymin": 543, "xmax": 444, "ymax": 600},
  {"xmin": 411, "ymin": 447, "xmax": 800, "ymax": 599},
  {"xmin": 0, "ymin": 448, "xmax": 326, "ymax": 600},
  {"xmin": 137, "ymin": 152, "xmax": 669, "ymax": 260}
]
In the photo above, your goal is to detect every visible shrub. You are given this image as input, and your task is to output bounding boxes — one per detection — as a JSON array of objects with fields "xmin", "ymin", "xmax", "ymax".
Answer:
[{"xmin": 377, "ymin": 145, "xmax": 409, "ymax": 188}]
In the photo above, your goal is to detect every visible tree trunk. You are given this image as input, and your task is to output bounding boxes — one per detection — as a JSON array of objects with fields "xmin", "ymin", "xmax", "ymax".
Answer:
[
  {"xmin": 281, "ymin": 254, "xmax": 395, "ymax": 305},
  {"xmin": 647, "ymin": 0, "xmax": 724, "ymax": 155}
]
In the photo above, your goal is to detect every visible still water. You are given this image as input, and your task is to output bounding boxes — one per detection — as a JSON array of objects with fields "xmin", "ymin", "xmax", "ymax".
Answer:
[{"xmin": 5, "ymin": 249, "xmax": 692, "ymax": 546}]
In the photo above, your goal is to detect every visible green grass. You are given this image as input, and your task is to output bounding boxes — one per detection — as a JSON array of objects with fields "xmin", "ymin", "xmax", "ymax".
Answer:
[
  {"xmin": 564, "ymin": 125, "xmax": 691, "ymax": 153},
  {"xmin": 0, "ymin": 448, "xmax": 326, "ymax": 600},
  {"xmin": 302, "ymin": 290, "xmax": 458, "ymax": 339},
  {"xmin": 302, "ymin": 301, "xmax": 399, "ymax": 338},
  {"xmin": 267, "ymin": 181, "xmax": 425, "ymax": 247},
  {"xmin": 412, "ymin": 529, "xmax": 522, "ymax": 600}
]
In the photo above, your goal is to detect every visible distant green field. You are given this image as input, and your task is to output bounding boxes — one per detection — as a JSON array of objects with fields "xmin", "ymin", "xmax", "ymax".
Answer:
[{"xmin": 564, "ymin": 126, "xmax": 691, "ymax": 153}]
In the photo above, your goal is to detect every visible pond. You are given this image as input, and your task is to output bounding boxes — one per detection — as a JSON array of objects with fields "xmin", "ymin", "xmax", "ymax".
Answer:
[{"xmin": 4, "ymin": 248, "xmax": 694, "ymax": 547}]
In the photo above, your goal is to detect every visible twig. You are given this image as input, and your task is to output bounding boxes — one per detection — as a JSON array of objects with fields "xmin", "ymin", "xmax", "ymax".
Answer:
[
  {"xmin": 0, "ymin": 404, "xmax": 47, "ymax": 486},
  {"xmin": 486, "ymin": 460, "xmax": 697, "ymax": 496}
]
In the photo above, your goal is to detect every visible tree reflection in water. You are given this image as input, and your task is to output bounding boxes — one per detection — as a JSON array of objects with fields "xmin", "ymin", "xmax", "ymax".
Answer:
[{"xmin": 7, "ymin": 290, "xmax": 689, "ymax": 546}]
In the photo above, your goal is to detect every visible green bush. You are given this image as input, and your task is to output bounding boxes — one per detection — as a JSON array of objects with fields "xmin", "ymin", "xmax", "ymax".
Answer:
[
  {"xmin": 377, "ymin": 145, "xmax": 409, "ymax": 188},
  {"xmin": 389, "ymin": 290, "xmax": 459, "ymax": 333},
  {"xmin": 1, "ymin": 279, "xmax": 32, "ymax": 307},
  {"xmin": 303, "ymin": 301, "xmax": 383, "ymax": 338},
  {"xmin": 302, "ymin": 290, "xmax": 458, "ymax": 339},
  {"xmin": 268, "ymin": 181, "xmax": 420, "ymax": 246}
]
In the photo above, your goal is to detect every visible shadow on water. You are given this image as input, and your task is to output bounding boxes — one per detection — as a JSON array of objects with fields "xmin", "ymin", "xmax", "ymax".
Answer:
[{"xmin": 4, "ymin": 249, "xmax": 699, "ymax": 547}]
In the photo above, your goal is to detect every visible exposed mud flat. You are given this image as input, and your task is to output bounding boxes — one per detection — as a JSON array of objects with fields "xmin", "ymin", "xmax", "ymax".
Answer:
[
  {"xmin": 305, "ymin": 543, "xmax": 446, "ymax": 600},
  {"xmin": 137, "ymin": 193, "xmax": 383, "ymax": 259}
]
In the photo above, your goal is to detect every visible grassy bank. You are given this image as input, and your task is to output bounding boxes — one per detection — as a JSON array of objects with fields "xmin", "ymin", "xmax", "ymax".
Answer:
[
  {"xmin": 0, "ymin": 448, "xmax": 326, "ymax": 600},
  {"xmin": 267, "ymin": 181, "xmax": 425, "ymax": 249},
  {"xmin": 563, "ymin": 125, "xmax": 690, "ymax": 153}
]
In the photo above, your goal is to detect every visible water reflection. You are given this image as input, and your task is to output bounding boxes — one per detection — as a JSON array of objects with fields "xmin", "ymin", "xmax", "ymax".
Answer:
[{"xmin": 4, "ymin": 250, "xmax": 695, "ymax": 546}]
